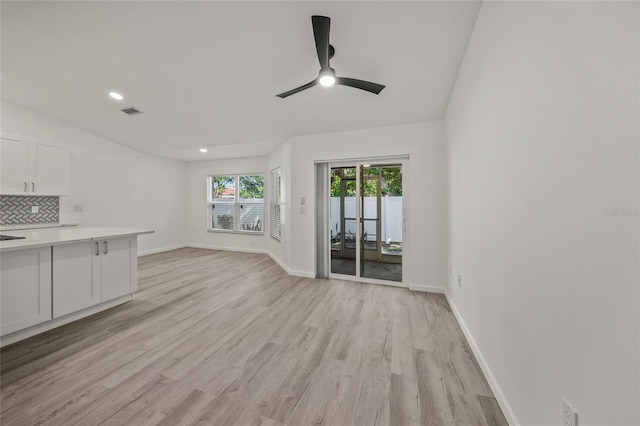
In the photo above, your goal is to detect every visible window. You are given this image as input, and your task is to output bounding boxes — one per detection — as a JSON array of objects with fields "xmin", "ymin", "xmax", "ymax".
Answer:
[
  {"xmin": 208, "ymin": 175, "xmax": 264, "ymax": 233},
  {"xmin": 270, "ymin": 168, "xmax": 282, "ymax": 241}
]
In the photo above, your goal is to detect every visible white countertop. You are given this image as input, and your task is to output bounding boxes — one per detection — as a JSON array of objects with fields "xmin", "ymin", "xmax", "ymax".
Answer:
[{"xmin": 0, "ymin": 226, "xmax": 154, "ymax": 252}]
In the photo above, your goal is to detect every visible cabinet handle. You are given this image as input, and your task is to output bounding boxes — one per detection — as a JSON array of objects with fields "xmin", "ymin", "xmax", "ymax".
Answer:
[
  {"xmin": 104, "ymin": 241, "xmax": 108, "ymax": 255},
  {"xmin": 31, "ymin": 182, "xmax": 35, "ymax": 192},
  {"xmin": 24, "ymin": 182, "xmax": 27, "ymax": 192},
  {"xmin": 95, "ymin": 242, "xmax": 100, "ymax": 256}
]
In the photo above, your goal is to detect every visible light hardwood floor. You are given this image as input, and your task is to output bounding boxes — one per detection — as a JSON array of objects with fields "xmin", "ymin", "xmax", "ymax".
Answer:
[{"xmin": 1, "ymin": 248, "xmax": 507, "ymax": 425}]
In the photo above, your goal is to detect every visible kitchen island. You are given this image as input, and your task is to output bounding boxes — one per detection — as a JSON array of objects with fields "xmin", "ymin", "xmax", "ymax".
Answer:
[{"xmin": 0, "ymin": 226, "xmax": 153, "ymax": 347}]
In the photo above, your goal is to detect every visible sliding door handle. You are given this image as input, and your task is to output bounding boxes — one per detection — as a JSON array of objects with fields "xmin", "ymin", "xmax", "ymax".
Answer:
[
  {"xmin": 104, "ymin": 241, "xmax": 108, "ymax": 255},
  {"xmin": 95, "ymin": 242, "xmax": 100, "ymax": 256}
]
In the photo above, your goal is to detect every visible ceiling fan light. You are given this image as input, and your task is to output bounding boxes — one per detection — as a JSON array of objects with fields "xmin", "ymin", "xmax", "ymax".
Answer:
[
  {"xmin": 319, "ymin": 68, "xmax": 336, "ymax": 87},
  {"xmin": 319, "ymin": 74, "xmax": 335, "ymax": 87}
]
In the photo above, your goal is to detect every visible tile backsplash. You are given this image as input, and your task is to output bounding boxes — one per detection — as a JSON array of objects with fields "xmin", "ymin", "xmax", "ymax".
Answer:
[{"xmin": 0, "ymin": 195, "xmax": 59, "ymax": 225}]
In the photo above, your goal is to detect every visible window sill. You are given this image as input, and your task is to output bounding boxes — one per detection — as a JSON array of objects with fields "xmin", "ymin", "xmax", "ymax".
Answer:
[{"xmin": 207, "ymin": 229, "xmax": 264, "ymax": 235}]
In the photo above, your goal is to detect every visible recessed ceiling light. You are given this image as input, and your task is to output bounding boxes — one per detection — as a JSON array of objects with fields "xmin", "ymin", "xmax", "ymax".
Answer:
[
  {"xmin": 199, "ymin": 148, "xmax": 208, "ymax": 153},
  {"xmin": 109, "ymin": 91, "xmax": 124, "ymax": 100}
]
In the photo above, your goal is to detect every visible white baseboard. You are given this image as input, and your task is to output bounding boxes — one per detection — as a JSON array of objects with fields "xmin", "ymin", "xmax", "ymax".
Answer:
[
  {"xmin": 186, "ymin": 243, "xmax": 269, "ymax": 255},
  {"xmin": 445, "ymin": 291, "xmax": 519, "ymax": 426},
  {"xmin": 266, "ymin": 251, "xmax": 315, "ymax": 278},
  {"xmin": 139, "ymin": 247, "xmax": 444, "ymax": 292},
  {"xmin": 287, "ymin": 269, "xmax": 315, "ymax": 278},
  {"xmin": 138, "ymin": 244, "xmax": 188, "ymax": 257},
  {"xmin": 408, "ymin": 283, "xmax": 446, "ymax": 293},
  {"xmin": 150, "ymin": 244, "xmax": 312, "ymax": 277}
]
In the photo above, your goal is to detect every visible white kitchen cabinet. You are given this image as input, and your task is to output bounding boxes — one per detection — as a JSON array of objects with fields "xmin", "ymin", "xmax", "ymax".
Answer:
[
  {"xmin": 53, "ymin": 241, "xmax": 100, "ymax": 318},
  {"xmin": 0, "ymin": 134, "xmax": 69, "ymax": 195},
  {"xmin": 0, "ymin": 135, "xmax": 29, "ymax": 194},
  {"xmin": 0, "ymin": 247, "xmax": 52, "ymax": 336},
  {"xmin": 96, "ymin": 236, "xmax": 137, "ymax": 302},
  {"xmin": 52, "ymin": 236, "xmax": 136, "ymax": 318},
  {"xmin": 31, "ymin": 141, "xmax": 69, "ymax": 195}
]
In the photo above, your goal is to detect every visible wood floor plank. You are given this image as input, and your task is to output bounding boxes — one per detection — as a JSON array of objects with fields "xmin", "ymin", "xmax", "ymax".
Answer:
[
  {"xmin": 391, "ymin": 296, "xmax": 418, "ymax": 378},
  {"xmin": 406, "ymin": 292, "xmax": 437, "ymax": 351},
  {"xmin": 414, "ymin": 348, "xmax": 455, "ymax": 424},
  {"xmin": 389, "ymin": 373, "xmax": 420, "ymax": 426},
  {"xmin": 282, "ymin": 358, "xmax": 345, "ymax": 426},
  {"xmin": 0, "ymin": 248, "xmax": 508, "ymax": 426},
  {"xmin": 478, "ymin": 394, "xmax": 510, "ymax": 426}
]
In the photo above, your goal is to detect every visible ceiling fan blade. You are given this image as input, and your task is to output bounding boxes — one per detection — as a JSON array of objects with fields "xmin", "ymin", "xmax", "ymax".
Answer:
[
  {"xmin": 276, "ymin": 79, "xmax": 318, "ymax": 98},
  {"xmin": 335, "ymin": 77, "xmax": 385, "ymax": 95},
  {"xmin": 311, "ymin": 15, "xmax": 331, "ymax": 69}
]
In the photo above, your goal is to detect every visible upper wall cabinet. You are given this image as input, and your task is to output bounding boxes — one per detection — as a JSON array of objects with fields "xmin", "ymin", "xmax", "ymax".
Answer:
[{"xmin": 0, "ymin": 134, "xmax": 69, "ymax": 196}]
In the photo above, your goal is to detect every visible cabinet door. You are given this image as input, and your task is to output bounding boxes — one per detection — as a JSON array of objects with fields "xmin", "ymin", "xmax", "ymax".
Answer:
[
  {"xmin": 1, "ymin": 247, "xmax": 52, "ymax": 335},
  {"xmin": 101, "ymin": 237, "xmax": 135, "ymax": 301},
  {"xmin": 31, "ymin": 142, "xmax": 69, "ymax": 195},
  {"xmin": 53, "ymin": 241, "xmax": 101, "ymax": 318},
  {"xmin": 0, "ymin": 136, "xmax": 29, "ymax": 195}
]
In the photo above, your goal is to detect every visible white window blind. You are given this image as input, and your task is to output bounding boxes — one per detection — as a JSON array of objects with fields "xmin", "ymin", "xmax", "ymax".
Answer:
[{"xmin": 270, "ymin": 168, "xmax": 282, "ymax": 241}]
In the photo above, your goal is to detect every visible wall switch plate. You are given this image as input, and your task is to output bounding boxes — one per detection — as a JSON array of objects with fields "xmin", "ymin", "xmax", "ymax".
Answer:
[
  {"xmin": 74, "ymin": 204, "xmax": 84, "ymax": 212},
  {"xmin": 457, "ymin": 274, "xmax": 462, "ymax": 287},
  {"xmin": 31, "ymin": 206, "xmax": 39, "ymax": 214},
  {"xmin": 562, "ymin": 399, "xmax": 577, "ymax": 426}
]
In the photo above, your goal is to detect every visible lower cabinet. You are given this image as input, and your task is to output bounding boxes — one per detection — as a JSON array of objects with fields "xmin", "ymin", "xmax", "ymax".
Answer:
[
  {"xmin": 0, "ymin": 247, "xmax": 52, "ymax": 335},
  {"xmin": 53, "ymin": 241, "xmax": 100, "ymax": 318},
  {"xmin": 53, "ymin": 236, "xmax": 136, "ymax": 318},
  {"xmin": 99, "ymin": 237, "xmax": 136, "ymax": 302}
]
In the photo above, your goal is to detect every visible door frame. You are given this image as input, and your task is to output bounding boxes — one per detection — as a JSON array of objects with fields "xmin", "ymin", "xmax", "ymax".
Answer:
[{"xmin": 325, "ymin": 156, "xmax": 408, "ymax": 288}]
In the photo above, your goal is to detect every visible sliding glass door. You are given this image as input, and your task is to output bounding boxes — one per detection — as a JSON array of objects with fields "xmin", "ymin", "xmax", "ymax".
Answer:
[{"xmin": 329, "ymin": 161, "xmax": 404, "ymax": 283}]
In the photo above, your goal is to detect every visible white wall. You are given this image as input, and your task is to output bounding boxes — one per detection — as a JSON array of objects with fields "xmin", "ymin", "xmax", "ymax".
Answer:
[
  {"xmin": 186, "ymin": 157, "xmax": 269, "ymax": 252},
  {"xmin": 286, "ymin": 121, "xmax": 447, "ymax": 289},
  {"xmin": 1, "ymin": 100, "xmax": 188, "ymax": 254},
  {"xmin": 445, "ymin": 2, "xmax": 639, "ymax": 424}
]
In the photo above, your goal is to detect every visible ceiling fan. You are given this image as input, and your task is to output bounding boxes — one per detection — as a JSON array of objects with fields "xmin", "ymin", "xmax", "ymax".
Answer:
[{"xmin": 276, "ymin": 15, "xmax": 385, "ymax": 98}]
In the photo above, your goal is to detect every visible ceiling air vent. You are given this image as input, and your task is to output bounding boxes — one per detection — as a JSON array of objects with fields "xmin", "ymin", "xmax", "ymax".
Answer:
[{"xmin": 121, "ymin": 107, "xmax": 144, "ymax": 115}]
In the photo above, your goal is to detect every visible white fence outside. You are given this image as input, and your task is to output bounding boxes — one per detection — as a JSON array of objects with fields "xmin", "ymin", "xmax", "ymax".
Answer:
[{"xmin": 330, "ymin": 196, "xmax": 403, "ymax": 243}]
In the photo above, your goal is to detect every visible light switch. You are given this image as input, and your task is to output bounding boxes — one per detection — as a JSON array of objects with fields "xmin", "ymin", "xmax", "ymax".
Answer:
[
  {"xmin": 300, "ymin": 196, "xmax": 306, "ymax": 206},
  {"xmin": 31, "ymin": 206, "xmax": 39, "ymax": 214}
]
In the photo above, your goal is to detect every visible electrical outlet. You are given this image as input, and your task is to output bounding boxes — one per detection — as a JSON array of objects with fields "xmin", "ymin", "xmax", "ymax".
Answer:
[
  {"xmin": 31, "ymin": 206, "xmax": 39, "ymax": 214},
  {"xmin": 562, "ymin": 399, "xmax": 577, "ymax": 426},
  {"xmin": 457, "ymin": 274, "xmax": 462, "ymax": 287}
]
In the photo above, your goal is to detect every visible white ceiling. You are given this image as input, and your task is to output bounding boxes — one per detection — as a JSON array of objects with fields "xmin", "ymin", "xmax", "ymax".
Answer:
[{"xmin": 1, "ymin": 1, "xmax": 481, "ymax": 161}]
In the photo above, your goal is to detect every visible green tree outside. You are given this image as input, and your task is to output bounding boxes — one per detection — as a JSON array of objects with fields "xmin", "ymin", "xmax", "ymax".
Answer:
[
  {"xmin": 331, "ymin": 167, "xmax": 402, "ymax": 197},
  {"xmin": 212, "ymin": 176, "xmax": 234, "ymax": 199},
  {"xmin": 239, "ymin": 175, "xmax": 264, "ymax": 199},
  {"xmin": 212, "ymin": 175, "xmax": 264, "ymax": 200}
]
